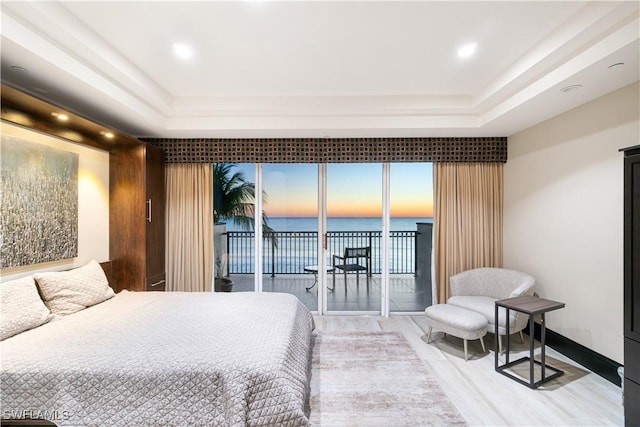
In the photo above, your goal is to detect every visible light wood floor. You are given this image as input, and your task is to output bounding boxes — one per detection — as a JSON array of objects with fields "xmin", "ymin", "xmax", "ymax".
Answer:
[{"xmin": 312, "ymin": 315, "xmax": 624, "ymax": 426}]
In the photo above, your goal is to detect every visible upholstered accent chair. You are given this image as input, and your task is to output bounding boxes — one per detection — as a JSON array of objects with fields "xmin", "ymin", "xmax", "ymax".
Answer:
[{"xmin": 447, "ymin": 267, "xmax": 535, "ymax": 352}]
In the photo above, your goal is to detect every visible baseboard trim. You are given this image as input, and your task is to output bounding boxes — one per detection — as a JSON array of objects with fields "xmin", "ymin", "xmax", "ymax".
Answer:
[{"xmin": 524, "ymin": 323, "xmax": 622, "ymax": 387}]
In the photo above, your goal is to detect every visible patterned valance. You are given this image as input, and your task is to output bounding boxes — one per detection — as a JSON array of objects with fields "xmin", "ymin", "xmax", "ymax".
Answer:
[{"xmin": 142, "ymin": 137, "xmax": 507, "ymax": 163}]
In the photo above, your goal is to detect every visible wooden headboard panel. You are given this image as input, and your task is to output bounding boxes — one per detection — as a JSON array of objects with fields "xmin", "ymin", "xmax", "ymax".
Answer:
[{"xmin": 99, "ymin": 261, "xmax": 114, "ymax": 287}]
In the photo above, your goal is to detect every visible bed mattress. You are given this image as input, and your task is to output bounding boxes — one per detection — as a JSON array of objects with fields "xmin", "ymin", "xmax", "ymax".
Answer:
[{"xmin": 1, "ymin": 291, "xmax": 315, "ymax": 426}]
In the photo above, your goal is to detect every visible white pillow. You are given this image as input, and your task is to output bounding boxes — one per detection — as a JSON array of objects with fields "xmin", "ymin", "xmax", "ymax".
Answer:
[
  {"xmin": 34, "ymin": 260, "xmax": 115, "ymax": 316},
  {"xmin": 0, "ymin": 276, "xmax": 52, "ymax": 340}
]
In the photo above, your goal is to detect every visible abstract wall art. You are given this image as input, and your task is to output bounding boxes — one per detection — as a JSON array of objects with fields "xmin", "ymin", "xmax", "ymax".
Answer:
[{"xmin": 0, "ymin": 135, "xmax": 79, "ymax": 269}]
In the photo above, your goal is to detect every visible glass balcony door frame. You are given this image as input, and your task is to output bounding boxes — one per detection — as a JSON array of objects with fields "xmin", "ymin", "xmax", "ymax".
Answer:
[
  {"xmin": 250, "ymin": 162, "xmax": 398, "ymax": 317},
  {"xmin": 380, "ymin": 162, "xmax": 390, "ymax": 317},
  {"xmin": 254, "ymin": 163, "xmax": 264, "ymax": 293},
  {"xmin": 317, "ymin": 163, "xmax": 391, "ymax": 317},
  {"xmin": 317, "ymin": 163, "xmax": 328, "ymax": 315}
]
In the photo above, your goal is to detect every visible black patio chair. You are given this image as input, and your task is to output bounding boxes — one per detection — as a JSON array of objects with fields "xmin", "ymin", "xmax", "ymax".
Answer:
[{"xmin": 332, "ymin": 246, "xmax": 371, "ymax": 292}]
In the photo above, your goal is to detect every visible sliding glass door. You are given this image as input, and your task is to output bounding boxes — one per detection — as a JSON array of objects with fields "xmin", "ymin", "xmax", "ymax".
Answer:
[
  {"xmin": 261, "ymin": 163, "xmax": 318, "ymax": 311},
  {"xmin": 325, "ymin": 163, "xmax": 382, "ymax": 313},
  {"xmin": 213, "ymin": 161, "xmax": 433, "ymax": 315},
  {"xmin": 213, "ymin": 162, "xmax": 256, "ymax": 293},
  {"xmin": 389, "ymin": 163, "xmax": 433, "ymax": 312}
]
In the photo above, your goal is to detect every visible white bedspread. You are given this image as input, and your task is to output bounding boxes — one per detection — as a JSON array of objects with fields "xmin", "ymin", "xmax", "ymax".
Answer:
[{"xmin": 1, "ymin": 291, "xmax": 315, "ymax": 426}]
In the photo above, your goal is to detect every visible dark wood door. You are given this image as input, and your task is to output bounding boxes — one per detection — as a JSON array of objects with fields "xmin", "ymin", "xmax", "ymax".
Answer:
[
  {"xmin": 623, "ymin": 147, "xmax": 640, "ymax": 426},
  {"xmin": 145, "ymin": 145, "xmax": 166, "ymax": 290},
  {"xmin": 625, "ymin": 151, "xmax": 640, "ymax": 341},
  {"xmin": 110, "ymin": 144, "xmax": 146, "ymax": 292}
]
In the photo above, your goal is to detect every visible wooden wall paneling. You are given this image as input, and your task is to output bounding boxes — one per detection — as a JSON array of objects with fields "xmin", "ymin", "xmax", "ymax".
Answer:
[
  {"xmin": 145, "ymin": 144, "xmax": 166, "ymax": 290},
  {"xmin": 110, "ymin": 143, "xmax": 165, "ymax": 292},
  {"xmin": 1, "ymin": 84, "xmax": 123, "ymax": 152},
  {"xmin": 99, "ymin": 261, "xmax": 113, "ymax": 286},
  {"xmin": 2, "ymin": 84, "xmax": 165, "ymax": 293},
  {"xmin": 109, "ymin": 144, "xmax": 146, "ymax": 292}
]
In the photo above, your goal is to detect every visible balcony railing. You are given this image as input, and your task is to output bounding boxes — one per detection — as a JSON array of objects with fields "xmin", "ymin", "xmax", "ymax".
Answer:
[{"xmin": 225, "ymin": 230, "xmax": 420, "ymax": 276}]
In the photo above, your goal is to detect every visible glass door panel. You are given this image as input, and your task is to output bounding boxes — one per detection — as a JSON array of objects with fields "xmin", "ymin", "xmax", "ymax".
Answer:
[
  {"xmin": 326, "ymin": 163, "xmax": 382, "ymax": 313},
  {"xmin": 262, "ymin": 163, "xmax": 318, "ymax": 311},
  {"xmin": 213, "ymin": 162, "xmax": 256, "ymax": 293},
  {"xmin": 389, "ymin": 163, "xmax": 433, "ymax": 312}
]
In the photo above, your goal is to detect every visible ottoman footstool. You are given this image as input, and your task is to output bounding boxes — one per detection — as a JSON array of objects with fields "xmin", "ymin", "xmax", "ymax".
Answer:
[{"xmin": 424, "ymin": 303, "xmax": 488, "ymax": 361}]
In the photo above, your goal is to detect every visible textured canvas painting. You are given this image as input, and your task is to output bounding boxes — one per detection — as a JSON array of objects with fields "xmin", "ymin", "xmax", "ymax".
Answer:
[{"xmin": 0, "ymin": 135, "xmax": 79, "ymax": 269}]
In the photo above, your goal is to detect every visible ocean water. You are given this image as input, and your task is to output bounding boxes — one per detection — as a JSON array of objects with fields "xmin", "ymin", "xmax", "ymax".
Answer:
[
  {"xmin": 225, "ymin": 216, "xmax": 433, "ymax": 232},
  {"xmin": 222, "ymin": 216, "xmax": 433, "ymax": 274}
]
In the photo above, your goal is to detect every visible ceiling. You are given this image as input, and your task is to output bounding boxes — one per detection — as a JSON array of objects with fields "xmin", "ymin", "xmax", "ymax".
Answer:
[{"xmin": 1, "ymin": 1, "xmax": 639, "ymax": 138}]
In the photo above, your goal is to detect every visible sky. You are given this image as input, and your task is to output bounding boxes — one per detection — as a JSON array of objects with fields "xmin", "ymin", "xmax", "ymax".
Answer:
[{"xmin": 227, "ymin": 162, "xmax": 433, "ymax": 217}]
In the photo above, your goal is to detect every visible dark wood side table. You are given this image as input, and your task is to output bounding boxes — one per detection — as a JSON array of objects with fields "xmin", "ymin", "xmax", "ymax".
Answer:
[{"xmin": 494, "ymin": 295, "xmax": 565, "ymax": 388}]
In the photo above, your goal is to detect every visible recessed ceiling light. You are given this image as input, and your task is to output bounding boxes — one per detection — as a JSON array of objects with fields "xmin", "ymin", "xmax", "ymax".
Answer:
[
  {"xmin": 51, "ymin": 112, "xmax": 69, "ymax": 121},
  {"xmin": 100, "ymin": 131, "xmax": 114, "ymax": 139},
  {"xmin": 173, "ymin": 42, "xmax": 193, "ymax": 60},
  {"xmin": 11, "ymin": 66, "xmax": 27, "ymax": 73},
  {"xmin": 560, "ymin": 84, "xmax": 582, "ymax": 93},
  {"xmin": 457, "ymin": 42, "xmax": 477, "ymax": 59},
  {"xmin": 608, "ymin": 62, "xmax": 625, "ymax": 69}
]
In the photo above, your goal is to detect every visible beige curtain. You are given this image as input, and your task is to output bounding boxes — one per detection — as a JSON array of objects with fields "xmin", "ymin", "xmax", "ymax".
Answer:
[
  {"xmin": 165, "ymin": 164, "xmax": 213, "ymax": 292},
  {"xmin": 433, "ymin": 162, "xmax": 503, "ymax": 304}
]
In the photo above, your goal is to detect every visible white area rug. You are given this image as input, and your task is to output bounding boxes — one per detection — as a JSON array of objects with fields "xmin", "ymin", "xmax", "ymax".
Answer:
[{"xmin": 309, "ymin": 331, "xmax": 467, "ymax": 426}]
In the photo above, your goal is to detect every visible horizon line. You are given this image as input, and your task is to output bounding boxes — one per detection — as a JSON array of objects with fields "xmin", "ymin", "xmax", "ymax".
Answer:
[{"xmin": 264, "ymin": 215, "xmax": 434, "ymax": 218}]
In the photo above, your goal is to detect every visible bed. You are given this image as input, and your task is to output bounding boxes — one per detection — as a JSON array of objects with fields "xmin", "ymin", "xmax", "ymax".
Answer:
[{"xmin": 0, "ymin": 262, "xmax": 315, "ymax": 426}]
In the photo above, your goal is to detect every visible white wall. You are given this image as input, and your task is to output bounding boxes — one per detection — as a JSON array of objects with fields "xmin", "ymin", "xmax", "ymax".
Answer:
[
  {"xmin": 1, "ymin": 122, "xmax": 110, "ymax": 282},
  {"xmin": 504, "ymin": 82, "xmax": 639, "ymax": 363}
]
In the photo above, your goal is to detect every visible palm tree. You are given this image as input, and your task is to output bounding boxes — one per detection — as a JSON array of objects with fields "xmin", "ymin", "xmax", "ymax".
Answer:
[{"xmin": 213, "ymin": 163, "xmax": 276, "ymax": 239}]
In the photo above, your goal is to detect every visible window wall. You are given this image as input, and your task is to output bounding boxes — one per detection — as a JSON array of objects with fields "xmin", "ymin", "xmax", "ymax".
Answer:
[
  {"xmin": 213, "ymin": 162, "xmax": 256, "ymax": 293},
  {"xmin": 213, "ymin": 161, "xmax": 433, "ymax": 315},
  {"xmin": 326, "ymin": 163, "xmax": 382, "ymax": 313},
  {"xmin": 262, "ymin": 163, "xmax": 318, "ymax": 311},
  {"xmin": 389, "ymin": 163, "xmax": 433, "ymax": 312}
]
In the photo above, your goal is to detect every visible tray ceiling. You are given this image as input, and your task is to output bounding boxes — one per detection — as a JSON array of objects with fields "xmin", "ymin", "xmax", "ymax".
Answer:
[{"xmin": 1, "ymin": 1, "xmax": 638, "ymax": 138}]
